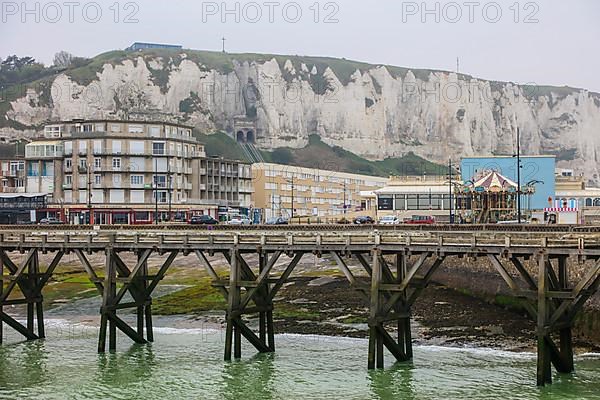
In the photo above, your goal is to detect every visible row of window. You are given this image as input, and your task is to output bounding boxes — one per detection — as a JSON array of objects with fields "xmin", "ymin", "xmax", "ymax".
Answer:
[
  {"xmin": 63, "ymin": 140, "xmax": 198, "ymax": 157},
  {"xmin": 46, "ymin": 123, "xmax": 193, "ymax": 138},
  {"xmin": 378, "ymin": 194, "xmax": 452, "ymax": 211}
]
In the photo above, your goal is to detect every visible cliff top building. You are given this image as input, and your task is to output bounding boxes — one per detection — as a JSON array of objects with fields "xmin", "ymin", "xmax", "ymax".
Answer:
[{"xmin": 126, "ymin": 42, "xmax": 183, "ymax": 51}]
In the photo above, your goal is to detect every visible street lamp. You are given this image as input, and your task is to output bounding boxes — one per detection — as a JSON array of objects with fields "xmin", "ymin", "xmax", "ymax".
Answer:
[
  {"xmin": 512, "ymin": 124, "xmax": 522, "ymax": 223},
  {"xmin": 525, "ymin": 179, "xmax": 544, "ymax": 212}
]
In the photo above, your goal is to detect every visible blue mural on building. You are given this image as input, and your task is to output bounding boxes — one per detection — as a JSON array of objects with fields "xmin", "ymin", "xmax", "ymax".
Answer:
[{"xmin": 460, "ymin": 156, "xmax": 556, "ymax": 210}]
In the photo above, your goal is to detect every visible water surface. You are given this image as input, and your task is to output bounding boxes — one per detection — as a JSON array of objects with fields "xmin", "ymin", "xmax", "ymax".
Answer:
[{"xmin": 0, "ymin": 319, "xmax": 599, "ymax": 400}]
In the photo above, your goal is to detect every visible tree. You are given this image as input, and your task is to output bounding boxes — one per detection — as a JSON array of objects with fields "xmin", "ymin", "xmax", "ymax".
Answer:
[
  {"xmin": 1, "ymin": 55, "xmax": 36, "ymax": 71},
  {"xmin": 53, "ymin": 51, "xmax": 74, "ymax": 68}
]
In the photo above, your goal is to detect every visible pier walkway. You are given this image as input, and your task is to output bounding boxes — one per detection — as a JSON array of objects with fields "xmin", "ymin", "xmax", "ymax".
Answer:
[{"xmin": 1, "ymin": 225, "xmax": 600, "ymax": 386}]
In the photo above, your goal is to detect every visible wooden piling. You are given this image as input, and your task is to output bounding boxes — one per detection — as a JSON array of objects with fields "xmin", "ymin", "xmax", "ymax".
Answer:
[
  {"xmin": 224, "ymin": 248, "xmax": 240, "ymax": 361},
  {"xmin": 537, "ymin": 251, "xmax": 552, "ymax": 385},
  {"xmin": 368, "ymin": 249, "xmax": 381, "ymax": 369},
  {"xmin": 558, "ymin": 256, "xmax": 574, "ymax": 372},
  {"xmin": 0, "ymin": 253, "xmax": 3, "ymax": 345}
]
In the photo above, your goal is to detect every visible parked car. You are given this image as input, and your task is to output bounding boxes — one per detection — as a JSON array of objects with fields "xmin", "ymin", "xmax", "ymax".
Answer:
[
  {"xmin": 39, "ymin": 217, "xmax": 63, "ymax": 225},
  {"xmin": 189, "ymin": 215, "xmax": 218, "ymax": 225},
  {"xmin": 265, "ymin": 217, "xmax": 289, "ymax": 225},
  {"xmin": 404, "ymin": 215, "xmax": 436, "ymax": 225},
  {"xmin": 353, "ymin": 216, "xmax": 375, "ymax": 225},
  {"xmin": 378, "ymin": 215, "xmax": 400, "ymax": 225},
  {"xmin": 227, "ymin": 215, "xmax": 253, "ymax": 225}
]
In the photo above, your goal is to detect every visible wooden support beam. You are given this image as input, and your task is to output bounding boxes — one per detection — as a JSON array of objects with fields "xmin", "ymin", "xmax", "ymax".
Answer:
[
  {"xmin": 549, "ymin": 258, "xmax": 600, "ymax": 326},
  {"xmin": 355, "ymin": 253, "xmax": 372, "ymax": 276},
  {"xmin": 537, "ymin": 252, "xmax": 552, "ymax": 386},
  {"xmin": 511, "ymin": 256, "xmax": 537, "ymax": 290},
  {"xmin": 98, "ymin": 248, "xmax": 115, "ymax": 353},
  {"xmin": 267, "ymin": 253, "xmax": 304, "ymax": 303},
  {"xmin": 380, "ymin": 253, "xmax": 429, "ymax": 315},
  {"xmin": 0, "ymin": 311, "xmax": 38, "ymax": 340},
  {"xmin": 0, "ymin": 254, "xmax": 3, "ymax": 344},
  {"xmin": 224, "ymin": 248, "xmax": 240, "ymax": 361},
  {"xmin": 75, "ymin": 250, "xmax": 104, "ymax": 294},
  {"xmin": 368, "ymin": 248, "xmax": 381, "ymax": 369}
]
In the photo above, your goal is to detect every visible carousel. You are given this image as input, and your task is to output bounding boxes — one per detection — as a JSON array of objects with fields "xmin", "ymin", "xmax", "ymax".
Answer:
[{"xmin": 456, "ymin": 170, "xmax": 532, "ymax": 223}]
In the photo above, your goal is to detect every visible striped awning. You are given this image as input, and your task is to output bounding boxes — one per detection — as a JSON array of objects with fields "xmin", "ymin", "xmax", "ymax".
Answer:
[
  {"xmin": 544, "ymin": 208, "xmax": 578, "ymax": 212},
  {"xmin": 472, "ymin": 171, "xmax": 517, "ymax": 192}
]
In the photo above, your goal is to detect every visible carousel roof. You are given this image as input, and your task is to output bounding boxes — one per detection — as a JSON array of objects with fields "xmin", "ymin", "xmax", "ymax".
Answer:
[{"xmin": 472, "ymin": 171, "xmax": 517, "ymax": 191}]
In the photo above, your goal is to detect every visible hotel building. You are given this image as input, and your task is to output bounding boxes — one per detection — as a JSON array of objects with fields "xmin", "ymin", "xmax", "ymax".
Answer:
[{"xmin": 25, "ymin": 120, "xmax": 251, "ymax": 224}]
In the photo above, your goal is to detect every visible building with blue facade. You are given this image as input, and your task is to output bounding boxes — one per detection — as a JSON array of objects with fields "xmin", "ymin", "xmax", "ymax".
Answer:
[{"xmin": 460, "ymin": 156, "xmax": 556, "ymax": 210}]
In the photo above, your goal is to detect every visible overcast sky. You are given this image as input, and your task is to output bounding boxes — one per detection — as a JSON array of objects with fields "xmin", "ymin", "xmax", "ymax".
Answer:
[{"xmin": 1, "ymin": 0, "xmax": 599, "ymax": 92}]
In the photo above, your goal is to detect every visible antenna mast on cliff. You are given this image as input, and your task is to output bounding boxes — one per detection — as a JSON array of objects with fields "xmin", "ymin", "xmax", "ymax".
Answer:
[
  {"xmin": 456, "ymin": 57, "xmax": 459, "ymax": 74},
  {"xmin": 221, "ymin": 37, "xmax": 226, "ymax": 53}
]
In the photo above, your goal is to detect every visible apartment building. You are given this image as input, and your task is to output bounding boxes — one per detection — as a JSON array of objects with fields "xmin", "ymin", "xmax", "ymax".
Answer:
[
  {"xmin": 194, "ymin": 156, "xmax": 253, "ymax": 218},
  {"xmin": 0, "ymin": 158, "xmax": 26, "ymax": 193},
  {"xmin": 252, "ymin": 163, "xmax": 388, "ymax": 220},
  {"xmin": 25, "ymin": 120, "xmax": 252, "ymax": 224}
]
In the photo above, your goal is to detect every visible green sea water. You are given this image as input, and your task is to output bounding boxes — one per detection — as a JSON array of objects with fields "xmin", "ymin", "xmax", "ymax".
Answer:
[{"xmin": 0, "ymin": 319, "xmax": 599, "ymax": 400}]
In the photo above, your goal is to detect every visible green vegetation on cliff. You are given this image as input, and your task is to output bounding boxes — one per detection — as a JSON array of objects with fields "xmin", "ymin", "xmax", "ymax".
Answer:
[{"xmin": 196, "ymin": 131, "xmax": 446, "ymax": 177}]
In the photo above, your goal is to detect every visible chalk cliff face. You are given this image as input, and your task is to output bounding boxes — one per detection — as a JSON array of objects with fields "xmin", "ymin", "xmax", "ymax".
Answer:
[{"xmin": 6, "ymin": 52, "xmax": 600, "ymax": 182}]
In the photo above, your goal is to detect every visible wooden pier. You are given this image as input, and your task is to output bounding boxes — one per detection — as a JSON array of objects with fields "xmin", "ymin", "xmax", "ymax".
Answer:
[{"xmin": 1, "ymin": 225, "xmax": 600, "ymax": 386}]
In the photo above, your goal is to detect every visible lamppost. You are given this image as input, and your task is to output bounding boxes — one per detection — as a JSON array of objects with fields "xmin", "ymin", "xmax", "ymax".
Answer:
[
  {"xmin": 512, "ymin": 124, "xmax": 522, "ymax": 223},
  {"xmin": 525, "ymin": 179, "xmax": 544, "ymax": 212},
  {"xmin": 87, "ymin": 162, "xmax": 93, "ymax": 225},
  {"xmin": 154, "ymin": 157, "xmax": 159, "ymax": 225},
  {"xmin": 448, "ymin": 159, "xmax": 457, "ymax": 223}
]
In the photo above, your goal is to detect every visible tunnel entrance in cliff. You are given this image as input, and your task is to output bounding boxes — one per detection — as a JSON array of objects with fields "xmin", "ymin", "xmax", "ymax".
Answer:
[
  {"xmin": 246, "ymin": 130, "xmax": 255, "ymax": 143},
  {"xmin": 236, "ymin": 131, "xmax": 246, "ymax": 143}
]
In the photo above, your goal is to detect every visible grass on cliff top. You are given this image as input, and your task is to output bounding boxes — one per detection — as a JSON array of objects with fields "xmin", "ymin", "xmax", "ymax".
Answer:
[
  {"xmin": 259, "ymin": 134, "xmax": 446, "ymax": 177},
  {"xmin": 195, "ymin": 131, "xmax": 446, "ymax": 177}
]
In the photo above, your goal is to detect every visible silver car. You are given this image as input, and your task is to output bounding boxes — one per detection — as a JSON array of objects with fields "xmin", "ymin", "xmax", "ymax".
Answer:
[
  {"xmin": 378, "ymin": 215, "xmax": 400, "ymax": 225},
  {"xmin": 227, "ymin": 215, "xmax": 253, "ymax": 225}
]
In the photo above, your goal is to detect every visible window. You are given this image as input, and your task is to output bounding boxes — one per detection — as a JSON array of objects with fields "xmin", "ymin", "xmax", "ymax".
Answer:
[
  {"xmin": 94, "ymin": 158, "xmax": 101, "ymax": 169},
  {"xmin": 94, "ymin": 175, "xmax": 101, "ymax": 185},
  {"xmin": 64, "ymin": 141, "xmax": 73, "ymax": 155},
  {"xmin": 113, "ymin": 174, "xmax": 121, "ymax": 186},
  {"xmin": 130, "ymin": 141, "xmax": 144, "ymax": 154},
  {"xmin": 128, "ymin": 124, "xmax": 144, "ymax": 133},
  {"xmin": 112, "ymin": 140, "xmax": 122, "ymax": 154},
  {"xmin": 153, "ymin": 175, "xmax": 167, "ymax": 188},
  {"xmin": 65, "ymin": 159, "xmax": 72, "ymax": 170},
  {"xmin": 112, "ymin": 158, "xmax": 121, "ymax": 170},
  {"xmin": 93, "ymin": 140, "xmax": 102, "ymax": 154},
  {"xmin": 110, "ymin": 124, "xmax": 121, "ymax": 133},
  {"xmin": 65, "ymin": 175, "xmax": 72, "ymax": 185},
  {"xmin": 150, "ymin": 126, "xmax": 160, "ymax": 137},
  {"xmin": 79, "ymin": 141, "xmax": 87, "ymax": 154},
  {"xmin": 152, "ymin": 142, "xmax": 165, "ymax": 155},
  {"xmin": 131, "ymin": 175, "xmax": 144, "ymax": 186},
  {"xmin": 82, "ymin": 124, "xmax": 93, "ymax": 132},
  {"xmin": 79, "ymin": 159, "xmax": 87, "ymax": 170},
  {"xmin": 154, "ymin": 191, "xmax": 167, "ymax": 203}
]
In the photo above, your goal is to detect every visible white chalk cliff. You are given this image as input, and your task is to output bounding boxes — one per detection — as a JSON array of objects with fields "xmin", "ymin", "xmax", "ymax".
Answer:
[{"xmin": 5, "ymin": 51, "xmax": 600, "ymax": 182}]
